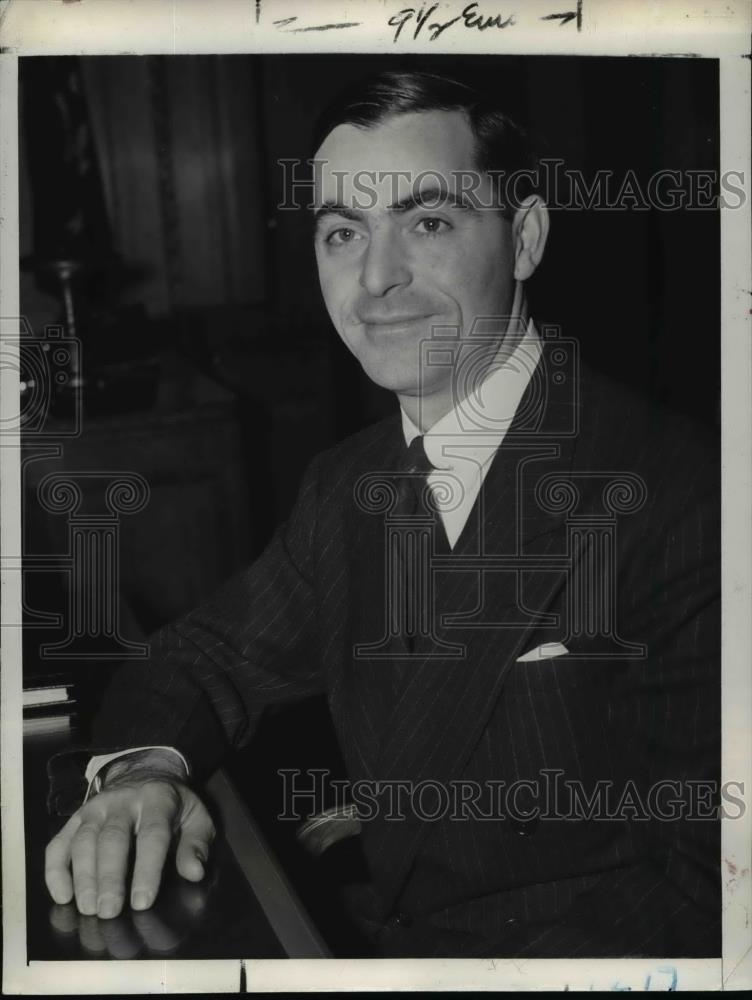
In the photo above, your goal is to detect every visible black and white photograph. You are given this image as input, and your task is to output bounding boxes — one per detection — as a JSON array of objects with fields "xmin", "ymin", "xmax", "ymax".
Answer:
[{"xmin": 1, "ymin": 0, "xmax": 750, "ymax": 993}]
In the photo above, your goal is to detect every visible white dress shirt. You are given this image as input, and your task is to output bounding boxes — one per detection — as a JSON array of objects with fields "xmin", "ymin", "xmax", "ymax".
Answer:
[{"xmin": 400, "ymin": 320, "xmax": 542, "ymax": 548}]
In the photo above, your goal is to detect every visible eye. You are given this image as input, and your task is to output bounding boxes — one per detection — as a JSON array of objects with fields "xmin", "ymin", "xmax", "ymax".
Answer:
[
  {"xmin": 414, "ymin": 217, "xmax": 451, "ymax": 236},
  {"xmin": 325, "ymin": 227, "xmax": 363, "ymax": 247}
]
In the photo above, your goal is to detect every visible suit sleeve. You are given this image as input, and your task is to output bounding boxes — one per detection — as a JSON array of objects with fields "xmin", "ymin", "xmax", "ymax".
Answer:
[
  {"xmin": 514, "ymin": 442, "xmax": 721, "ymax": 958},
  {"xmin": 90, "ymin": 452, "xmax": 327, "ymax": 781}
]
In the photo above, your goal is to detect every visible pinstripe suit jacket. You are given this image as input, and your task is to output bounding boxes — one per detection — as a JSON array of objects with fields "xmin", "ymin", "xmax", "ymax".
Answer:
[{"xmin": 94, "ymin": 348, "xmax": 721, "ymax": 958}]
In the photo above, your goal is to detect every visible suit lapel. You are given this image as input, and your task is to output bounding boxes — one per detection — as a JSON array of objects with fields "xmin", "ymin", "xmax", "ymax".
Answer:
[{"xmin": 335, "ymin": 419, "xmax": 407, "ymax": 781}]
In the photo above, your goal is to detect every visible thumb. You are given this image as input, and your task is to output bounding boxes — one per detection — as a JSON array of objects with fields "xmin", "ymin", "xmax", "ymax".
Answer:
[{"xmin": 174, "ymin": 789, "xmax": 215, "ymax": 882}]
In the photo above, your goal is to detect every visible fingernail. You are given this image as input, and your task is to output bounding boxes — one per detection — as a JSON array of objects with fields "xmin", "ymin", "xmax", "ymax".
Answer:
[
  {"xmin": 78, "ymin": 891, "xmax": 97, "ymax": 915},
  {"xmin": 131, "ymin": 890, "xmax": 151, "ymax": 910},
  {"xmin": 97, "ymin": 894, "xmax": 120, "ymax": 919}
]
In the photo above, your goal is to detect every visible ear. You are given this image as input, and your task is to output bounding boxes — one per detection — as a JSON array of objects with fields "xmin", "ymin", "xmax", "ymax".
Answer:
[{"xmin": 512, "ymin": 196, "xmax": 550, "ymax": 282}]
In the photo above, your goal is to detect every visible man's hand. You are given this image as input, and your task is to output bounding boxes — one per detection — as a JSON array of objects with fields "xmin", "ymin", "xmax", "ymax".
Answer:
[{"xmin": 45, "ymin": 778, "xmax": 215, "ymax": 920}]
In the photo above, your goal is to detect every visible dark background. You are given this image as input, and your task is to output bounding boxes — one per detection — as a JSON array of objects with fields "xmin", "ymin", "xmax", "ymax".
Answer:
[{"xmin": 19, "ymin": 53, "xmax": 720, "ymax": 952}]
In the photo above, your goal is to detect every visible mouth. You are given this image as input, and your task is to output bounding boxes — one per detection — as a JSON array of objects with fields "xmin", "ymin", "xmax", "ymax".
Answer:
[{"xmin": 357, "ymin": 314, "xmax": 433, "ymax": 333}]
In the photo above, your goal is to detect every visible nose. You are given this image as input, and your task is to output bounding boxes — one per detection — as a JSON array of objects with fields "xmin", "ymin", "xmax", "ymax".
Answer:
[{"xmin": 359, "ymin": 227, "xmax": 411, "ymax": 297}]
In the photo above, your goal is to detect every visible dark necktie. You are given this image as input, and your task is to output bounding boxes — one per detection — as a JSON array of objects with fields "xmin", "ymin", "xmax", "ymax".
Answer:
[
  {"xmin": 399, "ymin": 435, "xmax": 435, "ymax": 515},
  {"xmin": 393, "ymin": 436, "xmax": 450, "ymax": 662},
  {"xmin": 398, "ymin": 435, "xmax": 452, "ymax": 552}
]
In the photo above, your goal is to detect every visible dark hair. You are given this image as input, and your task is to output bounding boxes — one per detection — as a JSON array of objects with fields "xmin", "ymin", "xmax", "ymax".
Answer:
[{"xmin": 312, "ymin": 70, "xmax": 538, "ymax": 215}]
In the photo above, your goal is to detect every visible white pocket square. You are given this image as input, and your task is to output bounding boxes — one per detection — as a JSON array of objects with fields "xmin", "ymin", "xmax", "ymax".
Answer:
[{"xmin": 516, "ymin": 642, "xmax": 569, "ymax": 663}]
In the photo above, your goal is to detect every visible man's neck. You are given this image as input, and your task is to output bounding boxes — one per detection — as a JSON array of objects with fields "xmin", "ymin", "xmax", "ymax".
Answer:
[
  {"xmin": 398, "ymin": 287, "xmax": 530, "ymax": 434},
  {"xmin": 398, "ymin": 386, "xmax": 455, "ymax": 434}
]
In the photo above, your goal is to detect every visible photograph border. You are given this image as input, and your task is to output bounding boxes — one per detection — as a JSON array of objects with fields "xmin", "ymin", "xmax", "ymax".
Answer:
[{"xmin": 2, "ymin": 0, "xmax": 750, "ymax": 992}]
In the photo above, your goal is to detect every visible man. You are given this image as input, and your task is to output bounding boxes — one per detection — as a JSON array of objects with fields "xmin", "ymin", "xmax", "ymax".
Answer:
[{"xmin": 44, "ymin": 72, "xmax": 720, "ymax": 958}]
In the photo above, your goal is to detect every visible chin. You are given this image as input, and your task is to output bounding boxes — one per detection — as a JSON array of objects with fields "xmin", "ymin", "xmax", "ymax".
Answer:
[
  {"xmin": 359, "ymin": 358, "xmax": 418, "ymax": 394},
  {"xmin": 359, "ymin": 356, "xmax": 452, "ymax": 403},
  {"xmin": 352, "ymin": 336, "xmax": 428, "ymax": 394}
]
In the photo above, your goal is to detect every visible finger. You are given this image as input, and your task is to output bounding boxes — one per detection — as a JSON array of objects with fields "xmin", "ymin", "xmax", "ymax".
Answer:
[
  {"xmin": 98, "ymin": 913, "xmax": 143, "ymax": 959},
  {"xmin": 48, "ymin": 902, "xmax": 79, "ymax": 937},
  {"xmin": 171, "ymin": 878, "xmax": 210, "ymax": 920},
  {"xmin": 48, "ymin": 902, "xmax": 82, "ymax": 958},
  {"xmin": 130, "ymin": 808, "xmax": 173, "ymax": 911},
  {"xmin": 175, "ymin": 798, "xmax": 215, "ymax": 882},
  {"xmin": 70, "ymin": 820, "xmax": 101, "ymax": 915},
  {"xmin": 95, "ymin": 816, "xmax": 132, "ymax": 918},
  {"xmin": 131, "ymin": 907, "xmax": 181, "ymax": 955},
  {"xmin": 45, "ymin": 813, "xmax": 81, "ymax": 905},
  {"xmin": 77, "ymin": 914, "xmax": 107, "ymax": 956}
]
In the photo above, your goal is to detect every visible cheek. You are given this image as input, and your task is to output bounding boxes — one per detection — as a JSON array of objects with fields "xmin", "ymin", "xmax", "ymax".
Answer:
[
  {"xmin": 471, "ymin": 234, "xmax": 513, "ymax": 313},
  {"xmin": 419, "ymin": 240, "xmax": 511, "ymax": 318},
  {"xmin": 472, "ymin": 257, "xmax": 514, "ymax": 312},
  {"xmin": 317, "ymin": 264, "xmax": 347, "ymax": 326},
  {"xmin": 317, "ymin": 253, "xmax": 359, "ymax": 320}
]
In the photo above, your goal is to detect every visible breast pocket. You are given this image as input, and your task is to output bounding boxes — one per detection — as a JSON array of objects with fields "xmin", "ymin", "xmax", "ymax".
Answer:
[{"xmin": 495, "ymin": 655, "xmax": 623, "ymax": 782}]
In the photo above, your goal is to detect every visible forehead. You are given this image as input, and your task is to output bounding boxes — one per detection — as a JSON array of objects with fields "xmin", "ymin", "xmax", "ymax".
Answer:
[{"xmin": 314, "ymin": 109, "xmax": 479, "ymax": 208}]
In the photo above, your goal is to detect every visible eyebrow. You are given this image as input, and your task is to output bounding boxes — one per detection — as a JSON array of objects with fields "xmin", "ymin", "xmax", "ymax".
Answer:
[
  {"xmin": 389, "ymin": 186, "xmax": 476, "ymax": 213},
  {"xmin": 313, "ymin": 186, "xmax": 476, "ymax": 227},
  {"xmin": 313, "ymin": 203, "xmax": 365, "ymax": 226}
]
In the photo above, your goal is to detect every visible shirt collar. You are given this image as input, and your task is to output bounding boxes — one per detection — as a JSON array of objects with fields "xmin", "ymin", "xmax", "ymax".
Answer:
[{"xmin": 400, "ymin": 319, "xmax": 542, "ymax": 472}]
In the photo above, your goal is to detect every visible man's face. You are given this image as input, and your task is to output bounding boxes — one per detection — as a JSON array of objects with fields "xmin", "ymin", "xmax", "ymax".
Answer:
[{"xmin": 313, "ymin": 110, "xmax": 516, "ymax": 399}]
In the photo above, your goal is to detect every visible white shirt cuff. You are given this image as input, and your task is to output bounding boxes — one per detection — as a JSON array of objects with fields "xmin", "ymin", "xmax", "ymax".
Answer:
[{"xmin": 83, "ymin": 746, "xmax": 189, "ymax": 803}]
